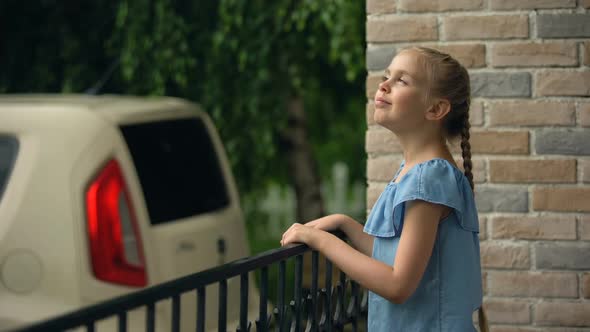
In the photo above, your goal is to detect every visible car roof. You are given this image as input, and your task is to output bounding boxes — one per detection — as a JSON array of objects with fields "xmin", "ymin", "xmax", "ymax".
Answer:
[{"xmin": 0, "ymin": 94, "xmax": 201, "ymax": 124}]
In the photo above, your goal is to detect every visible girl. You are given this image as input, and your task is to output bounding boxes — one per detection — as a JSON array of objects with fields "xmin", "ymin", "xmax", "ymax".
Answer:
[{"xmin": 281, "ymin": 47, "xmax": 487, "ymax": 331}]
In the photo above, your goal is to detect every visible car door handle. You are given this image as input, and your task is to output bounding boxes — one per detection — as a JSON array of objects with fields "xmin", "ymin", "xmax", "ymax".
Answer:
[
  {"xmin": 217, "ymin": 237, "xmax": 227, "ymax": 265},
  {"xmin": 217, "ymin": 237, "xmax": 226, "ymax": 255}
]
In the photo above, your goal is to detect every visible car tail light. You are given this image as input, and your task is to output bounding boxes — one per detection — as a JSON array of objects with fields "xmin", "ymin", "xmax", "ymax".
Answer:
[{"xmin": 86, "ymin": 159, "xmax": 147, "ymax": 287}]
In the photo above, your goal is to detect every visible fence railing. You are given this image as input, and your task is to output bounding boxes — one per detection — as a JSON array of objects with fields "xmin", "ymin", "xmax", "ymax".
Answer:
[{"xmin": 13, "ymin": 232, "xmax": 367, "ymax": 332}]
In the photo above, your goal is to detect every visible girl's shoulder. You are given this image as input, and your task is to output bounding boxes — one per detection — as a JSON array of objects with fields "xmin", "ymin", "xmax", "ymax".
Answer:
[{"xmin": 395, "ymin": 158, "xmax": 479, "ymax": 232}]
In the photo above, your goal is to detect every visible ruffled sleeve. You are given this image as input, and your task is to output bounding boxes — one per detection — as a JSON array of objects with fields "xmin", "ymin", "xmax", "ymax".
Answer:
[{"xmin": 364, "ymin": 159, "xmax": 479, "ymax": 238}]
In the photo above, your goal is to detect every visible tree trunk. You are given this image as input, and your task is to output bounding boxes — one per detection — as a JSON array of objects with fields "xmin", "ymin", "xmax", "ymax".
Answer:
[
  {"xmin": 282, "ymin": 96, "xmax": 338, "ymax": 288},
  {"xmin": 283, "ymin": 96, "xmax": 325, "ymax": 223}
]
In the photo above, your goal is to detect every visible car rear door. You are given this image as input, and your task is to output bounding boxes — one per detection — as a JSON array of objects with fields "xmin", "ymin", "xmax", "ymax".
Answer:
[{"xmin": 119, "ymin": 115, "xmax": 251, "ymax": 330}]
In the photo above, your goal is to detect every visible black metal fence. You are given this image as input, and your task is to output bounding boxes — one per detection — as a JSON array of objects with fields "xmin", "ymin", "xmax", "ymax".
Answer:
[{"xmin": 14, "ymin": 233, "xmax": 367, "ymax": 332}]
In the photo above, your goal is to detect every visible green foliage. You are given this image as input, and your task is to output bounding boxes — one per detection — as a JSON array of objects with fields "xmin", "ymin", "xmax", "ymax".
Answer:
[
  {"xmin": 202, "ymin": 0, "xmax": 366, "ymax": 193},
  {"xmin": 107, "ymin": 0, "xmax": 202, "ymax": 95},
  {"xmin": 0, "ymin": 1, "xmax": 119, "ymax": 92}
]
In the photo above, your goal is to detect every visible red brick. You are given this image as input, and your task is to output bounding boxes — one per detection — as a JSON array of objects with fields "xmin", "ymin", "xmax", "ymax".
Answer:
[
  {"xmin": 453, "ymin": 158, "xmax": 486, "ymax": 183},
  {"xmin": 366, "ymin": 0, "xmax": 395, "ymax": 14},
  {"xmin": 480, "ymin": 242, "xmax": 530, "ymax": 269},
  {"xmin": 484, "ymin": 299, "xmax": 530, "ymax": 324},
  {"xmin": 398, "ymin": 0, "xmax": 483, "ymax": 12},
  {"xmin": 488, "ymin": 271, "xmax": 578, "ymax": 297},
  {"xmin": 491, "ymin": 328, "xmax": 590, "ymax": 332},
  {"xmin": 365, "ymin": 128, "xmax": 402, "ymax": 154},
  {"xmin": 470, "ymin": 130, "xmax": 529, "ymax": 154},
  {"xmin": 470, "ymin": 100, "xmax": 484, "ymax": 126},
  {"xmin": 491, "ymin": 41, "xmax": 577, "ymax": 67},
  {"xmin": 367, "ymin": 156, "xmax": 401, "ymax": 181},
  {"xmin": 472, "ymin": 159, "xmax": 486, "ymax": 183},
  {"xmin": 489, "ymin": 159, "xmax": 576, "ymax": 183},
  {"xmin": 417, "ymin": 43, "xmax": 486, "ymax": 68},
  {"xmin": 489, "ymin": 327, "xmax": 536, "ymax": 332},
  {"xmin": 491, "ymin": 216, "xmax": 576, "ymax": 240},
  {"xmin": 583, "ymin": 273, "xmax": 590, "ymax": 299},
  {"xmin": 443, "ymin": 15, "xmax": 528, "ymax": 40},
  {"xmin": 498, "ymin": 42, "xmax": 578, "ymax": 67},
  {"xmin": 536, "ymin": 71, "xmax": 590, "ymax": 97},
  {"xmin": 367, "ymin": 16, "xmax": 438, "ymax": 42},
  {"xmin": 584, "ymin": 41, "xmax": 590, "ymax": 66},
  {"xmin": 490, "ymin": 0, "xmax": 576, "ymax": 10},
  {"xmin": 479, "ymin": 216, "xmax": 486, "ymax": 240},
  {"xmin": 488, "ymin": 100, "xmax": 575, "ymax": 126},
  {"xmin": 579, "ymin": 102, "xmax": 590, "ymax": 127},
  {"xmin": 534, "ymin": 302, "xmax": 590, "ymax": 326},
  {"xmin": 580, "ymin": 215, "xmax": 590, "ymax": 240},
  {"xmin": 533, "ymin": 187, "xmax": 590, "ymax": 212},
  {"xmin": 579, "ymin": 159, "xmax": 590, "ymax": 183},
  {"xmin": 491, "ymin": 327, "xmax": 590, "ymax": 332}
]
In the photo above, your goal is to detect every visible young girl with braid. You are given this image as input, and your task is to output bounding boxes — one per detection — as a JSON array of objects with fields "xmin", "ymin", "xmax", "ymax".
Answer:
[{"xmin": 281, "ymin": 47, "xmax": 487, "ymax": 331}]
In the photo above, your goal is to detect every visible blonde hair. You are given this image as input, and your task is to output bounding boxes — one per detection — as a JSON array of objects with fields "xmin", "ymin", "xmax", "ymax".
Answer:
[
  {"xmin": 398, "ymin": 46, "xmax": 474, "ymax": 191},
  {"xmin": 400, "ymin": 47, "xmax": 487, "ymax": 332}
]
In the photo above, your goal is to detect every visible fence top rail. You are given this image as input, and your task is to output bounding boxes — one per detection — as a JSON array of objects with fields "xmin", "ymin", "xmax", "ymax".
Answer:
[{"xmin": 14, "ymin": 231, "xmax": 344, "ymax": 332}]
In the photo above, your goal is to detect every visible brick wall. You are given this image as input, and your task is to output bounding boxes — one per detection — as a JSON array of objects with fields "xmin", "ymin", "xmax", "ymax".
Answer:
[{"xmin": 365, "ymin": 0, "xmax": 590, "ymax": 330}]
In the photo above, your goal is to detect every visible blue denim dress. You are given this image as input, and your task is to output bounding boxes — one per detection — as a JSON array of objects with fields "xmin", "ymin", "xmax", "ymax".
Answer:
[{"xmin": 363, "ymin": 159, "xmax": 482, "ymax": 332}]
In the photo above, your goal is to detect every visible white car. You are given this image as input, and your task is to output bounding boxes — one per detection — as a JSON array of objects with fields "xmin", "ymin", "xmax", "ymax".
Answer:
[{"xmin": 0, "ymin": 94, "xmax": 259, "ymax": 331}]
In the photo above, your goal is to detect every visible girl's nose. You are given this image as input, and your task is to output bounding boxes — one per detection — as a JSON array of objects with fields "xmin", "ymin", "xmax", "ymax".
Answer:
[{"xmin": 378, "ymin": 80, "xmax": 391, "ymax": 93}]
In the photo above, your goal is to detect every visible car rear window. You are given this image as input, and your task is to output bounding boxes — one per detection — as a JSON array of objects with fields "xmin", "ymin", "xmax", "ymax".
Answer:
[
  {"xmin": 0, "ymin": 135, "xmax": 19, "ymax": 204},
  {"xmin": 120, "ymin": 118, "xmax": 230, "ymax": 225}
]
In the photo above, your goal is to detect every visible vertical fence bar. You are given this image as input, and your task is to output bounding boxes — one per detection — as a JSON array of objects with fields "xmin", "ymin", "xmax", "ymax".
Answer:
[
  {"xmin": 219, "ymin": 279, "xmax": 227, "ymax": 332},
  {"xmin": 277, "ymin": 260, "xmax": 286, "ymax": 332},
  {"xmin": 146, "ymin": 302, "xmax": 155, "ymax": 332},
  {"xmin": 349, "ymin": 281, "xmax": 359, "ymax": 332},
  {"xmin": 85, "ymin": 322, "xmax": 95, "ymax": 332},
  {"xmin": 172, "ymin": 294, "xmax": 180, "ymax": 332},
  {"xmin": 257, "ymin": 266, "xmax": 269, "ymax": 332},
  {"xmin": 310, "ymin": 251, "xmax": 319, "ymax": 331},
  {"xmin": 334, "ymin": 271, "xmax": 347, "ymax": 330},
  {"xmin": 118, "ymin": 311, "xmax": 127, "ymax": 332},
  {"xmin": 324, "ymin": 258, "xmax": 333, "ymax": 332},
  {"xmin": 239, "ymin": 273, "xmax": 249, "ymax": 331},
  {"xmin": 197, "ymin": 286, "xmax": 206, "ymax": 332},
  {"xmin": 293, "ymin": 255, "xmax": 303, "ymax": 332}
]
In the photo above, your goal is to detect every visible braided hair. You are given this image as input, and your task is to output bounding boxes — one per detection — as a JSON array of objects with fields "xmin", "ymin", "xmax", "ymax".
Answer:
[
  {"xmin": 400, "ymin": 46, "xmax": 484, "ymax": 330},
  {"xmin": 400, "ymin": 47, "xmax": 474, "ymax": 190}
]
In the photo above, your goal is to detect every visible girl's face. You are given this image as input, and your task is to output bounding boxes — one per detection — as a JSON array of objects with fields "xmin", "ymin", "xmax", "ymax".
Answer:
[{"xmin": 374, "ymin": 51, "xmax": 431, "ymax": 132}]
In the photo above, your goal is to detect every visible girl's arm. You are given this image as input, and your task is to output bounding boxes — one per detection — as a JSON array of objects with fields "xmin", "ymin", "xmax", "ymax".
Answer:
[
  {"xmin": 305, "ymin": 214, "xmax": 374, "ymax": 256},
  {"xmin": 282, "ymin": 200, "xmax": 444, "ymax": 304}
]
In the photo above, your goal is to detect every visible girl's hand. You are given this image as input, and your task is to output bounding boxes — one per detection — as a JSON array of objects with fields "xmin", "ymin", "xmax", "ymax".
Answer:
[
  {"xmin": 281, "ymin": 223, "xmax": 320, "ymax": 248},
  {"xmin": 304, "ymin": 214, "xmax": 344, "ymax": 232}
]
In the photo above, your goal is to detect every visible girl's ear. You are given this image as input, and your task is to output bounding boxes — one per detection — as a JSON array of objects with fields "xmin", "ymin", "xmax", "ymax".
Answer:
[{"xmin": 425, "ymin": 99, "xmax": 451, "ymax": 121}]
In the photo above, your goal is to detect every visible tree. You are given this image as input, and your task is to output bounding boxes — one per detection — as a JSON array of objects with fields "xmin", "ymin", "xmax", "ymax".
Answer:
[{"xmin": 203, "ymin": 0, "xmax": 366, "ymax": 222}]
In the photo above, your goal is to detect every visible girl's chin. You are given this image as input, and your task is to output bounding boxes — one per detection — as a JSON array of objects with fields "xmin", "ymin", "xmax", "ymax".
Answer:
[
  {"xmin": 373, "ymin": 112, "xmax": 400, "ymax": 130},
  {"xmin": 373, "ymin": 115, "xmax": 391, "ymax": 127},
  {"xmin": 373, "ymin": 108, "xmax": 390, "ymax": 123}
]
